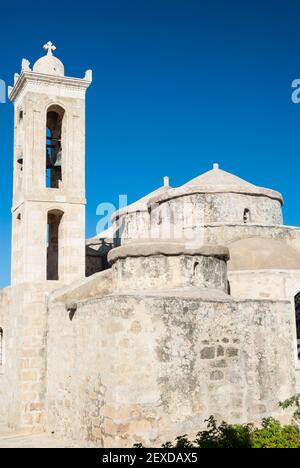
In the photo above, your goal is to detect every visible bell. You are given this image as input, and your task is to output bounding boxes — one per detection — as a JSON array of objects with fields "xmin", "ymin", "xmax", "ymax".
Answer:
[{"xmin": 54, "ymin": 149, "xmax": 62, "ymax": 168}]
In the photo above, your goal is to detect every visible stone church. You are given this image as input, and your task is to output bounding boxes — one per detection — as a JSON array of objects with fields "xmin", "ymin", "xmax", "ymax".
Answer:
[{"xmin": 0, "ymin": 43, "xmax": 300, "ymax": 448}]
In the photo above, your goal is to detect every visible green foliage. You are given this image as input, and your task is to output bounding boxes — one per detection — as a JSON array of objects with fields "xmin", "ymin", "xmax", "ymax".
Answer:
[
  {"xmin": 252, "ymin": 418, "xmax": 300, "ymax": 449},
  {"xmin": 194, "ymin": 416, "xmax": 253, "ymax": 449},
  {"xmin": 174, "ymin": 434, "xmax": 195, "ymax": 448},
  {"xmin": 279, "ymin": 394, "xmax": 300, "ymax": 424},
  {"xmin": 132, "ymin": 396, "xmax": 300, "ymax": 448},
  {"xmin": 157, "ymin": 417, "xmax": 300, "ymax": 448},
  {"xmin": 159, "ymin": 417, "xmax": 253, "ymax": 449}
]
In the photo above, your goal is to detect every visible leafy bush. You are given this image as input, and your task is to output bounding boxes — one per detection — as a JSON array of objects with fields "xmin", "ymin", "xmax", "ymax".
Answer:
[
  {"xmin": 133, "ymin": 396, "xmax": 300, "ymax": 448},
  {"xmin": 193, "ymin": 416, "xmax": 253, "ymax": 448},
  {"xmin": 252, "ymin": 418, "xmax": 300, "ymax": 448},
  {"xmin": 279, "ymin": 394, "xmax": 300, "ymax": 425},
  {"xmin": 160, "ymin": 417, "xmax": 300, "ymax": 448}
]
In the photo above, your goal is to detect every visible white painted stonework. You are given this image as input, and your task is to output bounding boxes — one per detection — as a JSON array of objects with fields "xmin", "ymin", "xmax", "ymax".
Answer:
[{"xmin": 0, "ymin": 43, "xmax": 300, "ymax": 447}]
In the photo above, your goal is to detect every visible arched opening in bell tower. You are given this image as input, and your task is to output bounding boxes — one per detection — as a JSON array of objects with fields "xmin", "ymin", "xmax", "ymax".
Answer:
[
  {"xmin": 47, "ymin": 209, "xmax": 64, "ymax": 280},
  {"xmin": 46, "ymin": 105, "xmax": 65, "ymax": 189}
]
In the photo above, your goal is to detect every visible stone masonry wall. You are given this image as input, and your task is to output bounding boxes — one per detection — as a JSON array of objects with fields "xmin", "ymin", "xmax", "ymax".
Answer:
[
  {"xmin": 46, "ymin": 293, "xmax": 296, "ymax": 447},
  {"xmin": 229, "ymin": 270, "xmax": 300, "ymax": 302},
  {"xmin": 203, "ymin": 224, "xmax": 300, "ymax": 252},
  {"xmin": 0, "ymin": 282, "xmax": 61, "ymax": 431},
  {"xmin": 112, "ymin": 255, "xmax": 227, "ymax": 292},
  {"xmin": 113, "ymin": 194, "xmax": 284, "ymax": 246},
  {"xmin": 152, "ymin": 193, "xmax": 283, "ymax": 227},
  {"xmin": 0, "ymin": 288, "xmax": 9, "ymax": 425}
]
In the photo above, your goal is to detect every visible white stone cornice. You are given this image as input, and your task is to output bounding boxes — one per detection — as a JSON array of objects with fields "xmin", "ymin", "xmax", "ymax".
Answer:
[
  {"xmin": 9, "ymin": 71, "xmax": 92, "ymax": 103},
  {"xmin": 12, "ymin": 197, "xmax": 86, "ymax": 213}
]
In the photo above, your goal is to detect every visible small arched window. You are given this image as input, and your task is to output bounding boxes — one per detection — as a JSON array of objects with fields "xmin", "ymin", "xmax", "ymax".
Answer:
[
  {"xmin": 243, "ymin": 209, "xmax": 251, "ymax": 224},
  {"xmin": 193, "ymin": 262, "xmax": 199, "ymax": 278},
  {"xmin": 295, "ymin": 292, "xmax": 300, "ymax": 360},
  {"xmin": 46, "ymin": 105, "xmax": 65, "ymax": 189},
  {"xmin": 0, "ymin": 328, "xmax": 3, "ymax": 367}
]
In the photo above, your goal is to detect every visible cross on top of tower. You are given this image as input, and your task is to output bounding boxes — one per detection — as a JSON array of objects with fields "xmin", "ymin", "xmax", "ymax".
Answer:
[
  {"xmin": 43, "ymin": 41, "xmax": 56, "ymax": 56},
  {"xmin": 32, "ymin": 41, "xmax": 64, "ymax": 76}
]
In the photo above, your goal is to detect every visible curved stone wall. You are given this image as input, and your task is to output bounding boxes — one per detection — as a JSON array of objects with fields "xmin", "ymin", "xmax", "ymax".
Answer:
[
  {"xmin": 112, "ymin": 192, "xmax": 283, "ymax": 247},
  {"xmin": 150, "ymin": 193, "xmax": 283, "ymax": 228},
  {"xmin": 108, "ymin": 243, "xmax": 229, "ymax": 292},
  {"xmin": 113, "ymin": 211, "xmax": 150, "ymax": 245}
]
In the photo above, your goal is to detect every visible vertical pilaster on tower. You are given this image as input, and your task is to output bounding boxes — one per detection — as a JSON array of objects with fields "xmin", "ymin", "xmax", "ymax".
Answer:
[{"xmin": 9, "ymin": 42, "xmax": 92, "ymax": 285}]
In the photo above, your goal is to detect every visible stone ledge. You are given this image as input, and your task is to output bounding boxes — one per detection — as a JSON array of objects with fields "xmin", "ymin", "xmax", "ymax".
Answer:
[
  {"xmin": 48, "ymin": 269, "xmax": 112, "ymax": 304},
  {"xmin": 54, "ymin": 290, "xmax": 291, "ymax": 310},
  {"xmin": 147, "ymin": 185, "xmax": 283, "ymax": 206},
  {"xmin": 9, "ymin": 71, "xmax": 92, "ymax": 103},
  {"xmin": 108, "ymin": 242, "xmax": 230, "ymax": 265}
]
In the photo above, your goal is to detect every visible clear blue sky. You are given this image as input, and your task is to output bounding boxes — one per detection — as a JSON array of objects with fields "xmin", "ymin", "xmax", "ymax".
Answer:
[{"xmin": 0, "ymin": 0, "xmax": 299, "ymax": 287}]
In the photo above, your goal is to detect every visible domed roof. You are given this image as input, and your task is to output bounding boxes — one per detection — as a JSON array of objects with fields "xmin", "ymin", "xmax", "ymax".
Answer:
[
  {"xmin": 184, "ymin": 163, "xmax": 257, "ymax": 189},
  {"xmin": 228, "ymin": 237, "xmax": 300, "ymax": 271},
  {"xmin": 111, "ymin": 177, "xmax": 171, "ymax": 221},
  {"xmin": 33, "ymin": 42, "xmax": 64, "ymax": 77},
  {"xmin": 148, "ymin": 164, "xmax": 283, "ymax": 206}
]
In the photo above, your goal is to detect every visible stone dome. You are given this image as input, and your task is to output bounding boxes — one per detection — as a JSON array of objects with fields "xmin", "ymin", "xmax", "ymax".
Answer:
[
  {"xmin": 111, "ymin": 177, "xmax": 171, "ymax": 221},
  {"xmin": 184, "ymin": 163, "xmax": 256, "ymax": 188},
  {"xmin": 228, "ymin": 237, "xmax": 300, "ymax": 271},
  {"xmin": 33, "ymin": 42, "xmax": 64, "ymax": 77},
  {"xmin": 146, "ymin": 164, "xmax": 283, "ymax": 228},
  {"xmin": 110, "ymin": 178, "xmax": 172, "ymax": 246},
  {"xmin": 149, "ymin": 164, "xmax": 283, "ymax": 206}
]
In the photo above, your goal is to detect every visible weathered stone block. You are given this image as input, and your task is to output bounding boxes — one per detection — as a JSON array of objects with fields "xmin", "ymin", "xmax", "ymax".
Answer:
[
  {"xmin": 226, "ymin": 348, "xmax": 239, "ymax": 358},
  {"xmin": 201, "ymin": 347, "xmax": 215, "ymax": 359},
  {"xmin": 210, "ymin": 370, "xmax": 224, "ymax": 381}
]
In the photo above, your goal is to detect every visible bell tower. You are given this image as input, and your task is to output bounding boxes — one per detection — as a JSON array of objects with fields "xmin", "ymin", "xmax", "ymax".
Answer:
[{"xmin": 9, "ymin": 42, "xmax": 92, "ymax": 285}]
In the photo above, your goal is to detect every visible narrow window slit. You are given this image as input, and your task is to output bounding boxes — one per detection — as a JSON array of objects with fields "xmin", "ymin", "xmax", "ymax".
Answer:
[
  {"xmin": 46, "ymin": 106, "xmax": 64, "ymax": 189},
  {"xmin": 295, "ymin": 293, "xmax": 300, "ymax": 360},
  {"xmin": 47, "ymin": 210, "xmax": 64, "ymax": 281}
]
